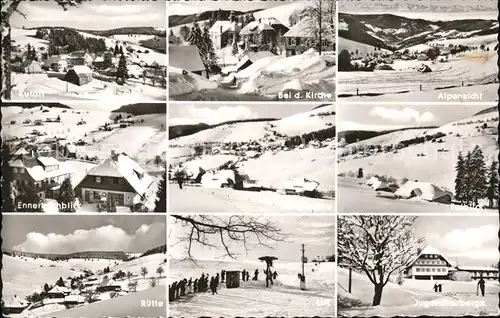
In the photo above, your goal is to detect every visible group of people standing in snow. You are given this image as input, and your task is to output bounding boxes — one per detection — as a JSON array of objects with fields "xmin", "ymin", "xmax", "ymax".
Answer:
[
  {"xmin": 169, "ymin": 268, "xmax": 279, "ymax": 302},
  {"xmin": 169, "ymin": 272, "xmax": 220, "ymax": 301}
]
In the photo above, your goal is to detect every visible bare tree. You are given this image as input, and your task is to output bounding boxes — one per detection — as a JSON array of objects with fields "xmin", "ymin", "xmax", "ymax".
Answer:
[
  {"xmin": 170, "ymin": 215, "xmax": 288, "ymax": 259},
  {"xmin": 1, "ymin": 0, "xmax": 84, "ymax": 99},
  {"xmin": 302, "ymin": 0, "xmax": 335, "ymax": 54},
  {"xmin": 337, "ymin": 216, "xmax": 424, "ymax": 306}
]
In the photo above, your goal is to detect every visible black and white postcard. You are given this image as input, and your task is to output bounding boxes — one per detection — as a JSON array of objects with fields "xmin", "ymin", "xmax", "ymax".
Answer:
[
  {"xmin": 338, "ymin": 0, "xmax": 498, "ymax": 102},
  {"xmin": 1, "ymin": 102, "xmax": 167, "ymax": 213},
  {"xmin": 168, "ymin": 103, "xmax": 335, "ymax": 213},
  {"xmin": 1, "ymin": 0, "xmax": 166, "ymax": 101},
  {"xmin": 168, "ymin": 0, "xmax": 335, "ymax": 101},
  {"xmin": 337, "ymin": 104, "xmax": 498, "ymax": 213},
  {"xmin": 168, "ymin": 214, "xmax": 335, "ymax": 317},
  {"xmin": 337, "ymin": 215, "xmax": 499, "ymax": 317},
  {"xmin": 2, "ymin": 215, "xmax": 167, "ymax": 318}
]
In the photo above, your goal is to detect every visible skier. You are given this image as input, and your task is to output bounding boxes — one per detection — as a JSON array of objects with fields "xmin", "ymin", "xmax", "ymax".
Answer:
[
  {"xmin": 187, "ymin": 278, "xmax": 192, "ymax": 294},
  {"xmin": 477, "ymin": 276, "xmax": 486, "ymax": 297}
]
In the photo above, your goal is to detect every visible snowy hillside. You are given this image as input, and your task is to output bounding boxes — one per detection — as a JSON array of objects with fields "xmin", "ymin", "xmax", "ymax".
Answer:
[{"xmin": 170, "ymin": 258, "xmax": 334, "ymax": 317}]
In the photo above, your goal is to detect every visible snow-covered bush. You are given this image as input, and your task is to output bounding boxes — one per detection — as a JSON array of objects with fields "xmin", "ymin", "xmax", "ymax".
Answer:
[{"xmin": 450, "ymin": 271, "xmax": 472, "ymax": 282}]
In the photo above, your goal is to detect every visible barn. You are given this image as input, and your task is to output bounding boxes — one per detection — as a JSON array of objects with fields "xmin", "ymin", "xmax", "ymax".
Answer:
[{"xmin": 64, "ymin": 65, "xmax": 93, "ymax": 86}]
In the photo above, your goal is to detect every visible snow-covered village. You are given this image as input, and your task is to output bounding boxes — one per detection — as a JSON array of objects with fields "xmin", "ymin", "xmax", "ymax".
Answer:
[
  {"xmin": 337, "ymin": 0, "xmax": 498, "ymax": 102},
  {"xmin": 2, "ymin": 215, "xmax": 167, "ymax": 318},
  {"xmin": 337, "ymin": 104, "xmax": 498, "ymax": 213},
  {"xmin": 337, "ymin": 215, "xmax": 499, "ymax": 317},
  {"xmin": 168, "ymin": 0, "xmax": 336, "ymax": 101},
  {"xmin": 1, "ymin": 102, "xmax": 167, "ymax": 213},
  {"xmin": 1, "ymin": 0, "xmax": 166, "ymax": 101},
  {"xmin": 168, "ymin": 214, "xmax": 335, "ymax": 317},
  {"xmin": 168, "ymin": 103, "xmax": 335, "ymax": 213}
]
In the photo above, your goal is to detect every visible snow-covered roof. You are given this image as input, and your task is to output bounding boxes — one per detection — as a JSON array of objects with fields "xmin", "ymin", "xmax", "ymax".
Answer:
[
  {"xmin": 64, "ymin": 295, "xmax": 84, "ymax": 303},
  {"xmin": 84, "ymin": 152, "xmax": 154, "ymax": 196},
  {"xmin": 48, "ymin": 285, "xmax": 70, "ymax": 294},
  {"xmin": 282, "ymin": 178, "xmax": 320, "ymax": 192},
  {"xmin": 240, "ymin": 20, "xmax": 276, "ymax": 35},
  {"xmin": 169, "ymin": 45, "xmax": 205, "ymax": 72},
  {"xmin": 201, "ymin": 170, "xmax": 236, "ymax": 188},
  {"xmin": 44, "ymin": 55, "xmax": 68, "ymax": 66},
  {"xmin": 12, "ymin": 155, "xmax": 72, "ymax": 182},
  {"xmin": 70, "ymin": 51, "xmax": 91, "ymax": 58},
  {"xmin": 3, "ymin": 295, "xmax": 29, "ymax": 308},
  {"xmin": 456, "ymin": 266, "xmax": 498, "ymax": 272},
  {"xmin": 70, "ymin": 65, "xmax": 93, "ymax": 74},
  {"xmin": 66, "ymin": 144, "xmax": 77, "ymax": 153},
  {"xmin": 93, "ymin": 56, "xmax": 104, "ymax": 63},
  {"xmin": 209, "ymin": 20, "xmax": 240, "ymax": 34},
  {"xmin": 245, "ymin": 51, "xmax": 275, "ymax": 61},
  {"xmin": 283, "ymin": 18, "xmax": 312, "ymax": 38},
  {"xmin": 408, "ymin": 246, "xmax": 453, "ymax": 268},
  {"xmin": 394, "ymin": 181, "xmax": 451, "ymax": 201}
]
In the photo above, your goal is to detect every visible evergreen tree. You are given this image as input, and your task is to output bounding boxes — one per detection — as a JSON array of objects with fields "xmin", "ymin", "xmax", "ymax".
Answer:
[
  {"xmin": 486, "ymin": 161, "xmax": 499, "ymax": 208},
  {"xmin": 468, "ymin": 146, "xmax": 487, "ymax": 206},
  {"xmin": 43, "ymin": 283, "xmax": 50, "ymax": 292},
  {"xmin": 114, "ymin": 43, "xmax": 119, "ymax": 55},
  {"xmin": 229, "ymin": 10, "xmax": 235, "ymax": 22},
  {"xmin": 154, "ymin": 171, "xmax": 166, "ymax": 212},
  {"xmin": 188, "ymin": 21, "xmax": 203, "ymax": 48},
  {"xmin": 16, "ymin": 182, "xmax": 43, "ymax": 212},
  {"xmin": 103, "ymin": 52, "xmax": 113, "ymax": 69},
  {"xmin": 56, "ymin": 277, "xmax": 65, "ymax": 287},
  {"xmin": 116, "ymin": 53, "xmax": 128, "ymax": 83},
  {"xmin": 202, "ymin": 24, "xmax": 217, "ymax": 68},
  {"xmin": 58, "ymin": 178, "xmax": 75, "ymax": 212},
  {"xmin": 454, "ymin": 152, "xmax": 466, "ymax": 203},
  {"xmin": 119, "ymin": 45, "xmax": 124, "ymax": 55}
]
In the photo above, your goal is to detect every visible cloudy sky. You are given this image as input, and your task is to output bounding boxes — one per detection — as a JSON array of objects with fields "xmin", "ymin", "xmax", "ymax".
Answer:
[
  {"xmin": 11, "ymin": 0, "xmax": 165, "ymax": 29},
  {"xmin": 169, "ymin": 103, "xmax": 324, "ymax": 126},
  {"xmin": 2, "ymin": 215, "xmax": 166, "ymax": 254},
  {"xmin": 168, "ymin": 0, "xmax": 300, "ymax": 16},
  {"xmin": 338, "ymin": 104, "xmax": 488, "ymax": 132},
  {"xmin": 168, "ymin": 215, "xmax": 335, "ymax": 262},
  {"xmin": 414, "ymin": 215, "xmax": 498, "ymax": 267}
]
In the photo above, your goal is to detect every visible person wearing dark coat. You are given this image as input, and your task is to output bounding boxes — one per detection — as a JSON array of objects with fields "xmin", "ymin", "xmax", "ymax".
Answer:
[
  {"xmin": 246, "ymin": 271, "xmax": 250, "ymax": 281},
  {"xmin": 215, "ymin": 273, "xmax": 220, "ymax": 286},
  {"xmin": 273, "ymin": 271, "xmax": 278, "ymax": 280},
  {"xmin": 193, "ymin": 278, "xmax": 198, "ymax": 293},
  {"xmin": 241, "ymin": 270, "xmax": 246, "ymax": 281},
  {"xmin": 187, "ymin": 278, "xmax": 192, "ymax": 294},
  {"xmin": 168, "ymin": 284, "xmax": 173, "ymax": 302},
  {"xmin": 210, "ymin": 276, "xmax": 218, "ymax": 295},
  {"xmin": 254, "ymin": 269, "xmax": 259, "ymax": 281},
  {"xmin": 198, "ymin": 276, "xmax": 204, "ymax": 292},
  {"xmin": 176, "ymin": 281, "xmax": 182, "ymax": 299},
  {"xmin": 478, "ymin": 277, "xmax": 486, "ymax": 297},
  {"xmin": 180, "ymin": 279, "xmax": 186, "ymax": 296}
]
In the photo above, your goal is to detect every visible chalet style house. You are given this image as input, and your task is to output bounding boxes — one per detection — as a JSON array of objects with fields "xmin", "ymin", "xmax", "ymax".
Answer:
[
  {"xmin": 240, "ymin": 18, "xmax": 289, "ymax": 51},
  {"xmin": 403, "ymin": 246, "xmax": 499, "ymax": 280},
  {"xmin": 9, "ymin": 148, "xmax": 73, "ymax": 199},
  {"xmin": 283, "ymin": 18, "xmax": 333, "ymax": 56},
  {"xmin": 75, "ymin": 151, "xmax": 154, "ymax": 206},
  {"xmin": 209, "ymin": 20, "xmax": 241, "ymax": 49}
]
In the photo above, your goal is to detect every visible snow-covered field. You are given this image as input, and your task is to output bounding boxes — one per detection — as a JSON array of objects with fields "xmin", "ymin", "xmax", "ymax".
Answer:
[
  {"xmin": 337, "ymin": 110, "xmax": 498, "ymax": 213},
  {"xmin": 339, "ymin": 50, "xmax": 497, "ymax": 101},
  {"xmin": 338, "ymin": 267, "xmax": 499, "ymax": 316},
  {"xmin": 3, "ymin": 253, "xmax": 167, "ymax": 317},
  {"xmin": 169, "ymin": 258, "xmax": 334, "ymax": 317}
]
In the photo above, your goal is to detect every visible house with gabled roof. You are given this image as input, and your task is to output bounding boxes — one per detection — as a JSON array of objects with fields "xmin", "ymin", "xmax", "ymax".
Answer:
[
  {"xmin": 283, "ymin": 18, "xmax": 333, "ymax": 56},
  {"xmin": 9, "ymin": 150, "xmax": 73, "ymax": 199},
  {"xmin": 75, "ymin": 150, "xmax": 154, "ymax": 206},
  {"xmin": 2, "ymin": 295, "xmax": 30, "ymax": 315},
  {"xmin": 403, "ymin": 246, "xmax": 454, "ymax": 280},
  {"xmin": 43, "ymin": 55, "xmax": 69, "ymax": 72},
  {"xmin": 67, "ymin": 51, "xmax": 94, "ymax": 66},
  {"xmin": 209, "ymin": 20, "xmax": 241, "ymax": 49},
  {"xmin": 240, "ymin": 18, "xmax": 288, "ymax": 50},
  {"xmin": 394, "ymin": 181, "xmax": 452, "ymax": 204},
  {"xmin": 64, "ymin": 65, "xmax": 93, "ymax": 86},
  {"xmin": 47, "ymin": 285, "xmax": 71, "ymax": 299},
  {"xmin": 169, "ymin": 45, "xmax": 207, "ymax": 77}
]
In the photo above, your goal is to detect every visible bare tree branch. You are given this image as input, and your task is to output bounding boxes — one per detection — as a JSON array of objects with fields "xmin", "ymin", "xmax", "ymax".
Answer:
[{"xmin": 170, "ymin": 215, "xmax": 289, "ymax": 260}]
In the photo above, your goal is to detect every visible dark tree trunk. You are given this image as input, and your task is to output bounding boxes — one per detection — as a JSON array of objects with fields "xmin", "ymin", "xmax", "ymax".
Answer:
[
  {"xmin": 372, "ymin": 284, "xmax": 384, "ymax": 306},
  {"xmin": 1, "ymin": 20, "xmax": 13, "ymax": 100}
]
